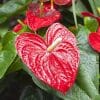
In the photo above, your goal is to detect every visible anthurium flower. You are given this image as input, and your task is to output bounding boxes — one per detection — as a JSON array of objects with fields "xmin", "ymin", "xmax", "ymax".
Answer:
[
  {"xmin": 26, "ymin": 3, "xmax": 61, "ymax": 31},
  {"xmin": 15, "ymin": 23, "xmax": 79, "ymax": 93}
]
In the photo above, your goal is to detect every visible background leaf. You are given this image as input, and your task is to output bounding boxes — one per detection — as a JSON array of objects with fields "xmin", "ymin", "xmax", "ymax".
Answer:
[
  {"xmin": 76, "ymin": 26, "xmax": 99, "ymax": 99},
  {"xmin": 0, "ymin": 32, "xmax": 17, "ymax": 79},
  {"xmin": 0, "ymin": 0, "xmax": 32, "ymax": 24},
  {"xmin": 0, "ymin": 22, "xmax": 9, "ymax": 38}
]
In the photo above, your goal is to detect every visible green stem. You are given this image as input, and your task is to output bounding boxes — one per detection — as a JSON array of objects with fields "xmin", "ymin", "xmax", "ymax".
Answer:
[
  {"xmin": 72, "ymin": 0, "xmax": 78, "ymax": 28},
  {"xmin": 17, "ymin": 19, "xmax": 25, "ymax": 26}
]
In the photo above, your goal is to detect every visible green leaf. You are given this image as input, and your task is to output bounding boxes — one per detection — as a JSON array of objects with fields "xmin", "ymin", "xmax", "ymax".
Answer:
[
  {"xmin": 0, "ymin": 0, "xmax": 32, "ymax": 24},
  {"xmin": 64, "ymin": 84, "xmax": 91, "ymax": 100},
  {"xmin": 0, "ymin": 22, "xmax": 8, "ymax": 38},
  {"xmin": 0, "ymin": 32, "xmax": 17, "ymax": 79},
  {"xmin": 94, "ymin": 95, "xmax": 100, "ymax": 100},
  {"xmin": 76, "ymin": 27, "xmax": 99, "ymax": 99},
  {"xmin": 84, "ymin": 17, "xmax": 99, "ymax": 32}
]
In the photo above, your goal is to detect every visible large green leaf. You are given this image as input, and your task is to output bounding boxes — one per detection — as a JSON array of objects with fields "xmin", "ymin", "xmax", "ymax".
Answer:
[
  {"xmin": 76, "ymin": 27, "xmax": 99, "ymax": 99},
  {"xmin": 0, "ymin": 0, "xmax": 32, "ymax": 24},
  {"xmin": 0, "ymin": 32, "xmax": 17, "ymax": 79}
]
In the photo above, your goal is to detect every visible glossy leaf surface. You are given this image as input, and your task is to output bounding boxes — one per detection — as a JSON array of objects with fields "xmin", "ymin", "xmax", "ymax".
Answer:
[{"xmin": 0, "ymin": 32, "xmax": 17, "ymax": 79}]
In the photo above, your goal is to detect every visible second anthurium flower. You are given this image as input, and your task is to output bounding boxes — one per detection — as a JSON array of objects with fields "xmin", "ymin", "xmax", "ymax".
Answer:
[
  {"xmin": 26, "ymin": 2, "xmax": 61, "ymax": 31},
  {"xmin": 13, "ymin": 2, "xmax": 61, "ymax": 33}
]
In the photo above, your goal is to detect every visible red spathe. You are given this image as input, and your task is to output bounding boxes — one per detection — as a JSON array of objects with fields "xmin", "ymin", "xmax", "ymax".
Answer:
[
  {"xmin": 26, "ymin": 3, "xmax": 61, "ymax": 31},
  {"xmin": 15, "ymin": 23, "xmax": 80, "ymax": 93}
]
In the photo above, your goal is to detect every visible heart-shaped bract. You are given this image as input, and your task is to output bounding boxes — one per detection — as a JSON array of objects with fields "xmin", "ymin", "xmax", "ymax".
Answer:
[
  {"xmin": 26, "ymin": 3, "xmax": 61, "ymax": 31},
  {"xmin": 54, "ymin": 0, "xmax": 72, "ymax": 5},
  {"xmin": 88, "ymin": 32, "xmax": 100, "ymax": 52},
  {"xmin": 15, "ymin": 23, "xmax": 79, "ymax": 93}
]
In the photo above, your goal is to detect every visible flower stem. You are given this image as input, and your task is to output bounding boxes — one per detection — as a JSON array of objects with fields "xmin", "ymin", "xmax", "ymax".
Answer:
[{"xmin": 17, "ymin": 19, "xmax": 25, "ymax": 26}]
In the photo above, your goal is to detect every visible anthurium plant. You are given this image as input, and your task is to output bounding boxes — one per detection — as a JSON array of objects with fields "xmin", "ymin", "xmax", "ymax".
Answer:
[{"xmin": 0, "ymin": 0, "xmax": 100, "ymax": 100}]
